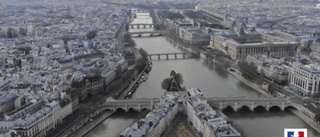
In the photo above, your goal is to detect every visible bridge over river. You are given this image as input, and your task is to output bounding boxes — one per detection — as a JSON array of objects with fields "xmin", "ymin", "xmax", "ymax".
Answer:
[
  {"xmin": 101, "ymin": 97, "xmax": 303, "ymax": 112},
  {"xmin": 147, "ymin": 52, "xmax": 200, "ymax": 60},
  {"xmin": 129, "ymin": 30, "xmax": 165, "ymax": 37},
  {"xmin": 129, "ymin": 23, "xmax": 154, "ymax": 28}
]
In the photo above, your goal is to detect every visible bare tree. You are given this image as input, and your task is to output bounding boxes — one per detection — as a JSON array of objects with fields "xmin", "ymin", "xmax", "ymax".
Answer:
[
  {"xmin": 123, "ymin": 33, "xmax": 136, "ymax": 46},
  {"xmin": 161, "ymin": 70, "xmax": 184, "ymax": 91}
]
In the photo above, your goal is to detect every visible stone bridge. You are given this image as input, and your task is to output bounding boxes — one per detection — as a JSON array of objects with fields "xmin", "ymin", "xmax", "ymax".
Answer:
[
  {"xmin": 147, "ymin": 52, "xmax": 200, "ymax": 60},
  {"xmin": 101, "ymin": 97, "xmax": 302, "ymax": 112},
  {"xmin": 101, "ymin": 98, "xmax": 160, "ymax": 112},
  {"xmin": 206, "ymin": 97, "xmax": 301, "ymax": 111},
  {"xmin": 129, "ymin": 24, "xmax": 154, "ymax": 29},
  {"xmin": 132, "ymin": 9, "xmax": 150, "ymax": 13},
  {"xmin": 130, "ymin": 31, "xmax": 165, "ymax": 35}
]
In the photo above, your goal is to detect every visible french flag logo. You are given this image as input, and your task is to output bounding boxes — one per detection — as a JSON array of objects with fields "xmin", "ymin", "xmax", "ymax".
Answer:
[{"xmin": 284, "ymin": 128, "xmax": 307, "ymax": 137}]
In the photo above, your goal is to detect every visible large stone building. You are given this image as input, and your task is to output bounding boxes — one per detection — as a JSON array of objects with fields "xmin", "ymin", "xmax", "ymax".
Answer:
[
  {"xmin": 246, "ymin": 54, "xmax": 289, "ymax": 84},
  {"xmin": 0, "ymin": 93, "xmax": 18, "ymax": 113},
  {"xmin": 71, "ymin": 70, "xmax": 116, "ymax": 102},
  {"xmin": 70, "ymin": 56, "xmax": 127, "ymax": 102},
  {"xmin": 185, "ymin": 88, "xmax": 241, "ymax": 137},
  {"xmin": 179, "ymin": 26, "xmax": 211, "ymax": 46},
  {"xmin": 290, "ymin": 64, "xmax": 320, "ymax": 96},
  {"xmin": 213, "ymin": 28, "xmax": 299, "ymax": 60},
  {"xmin": 0, "ymin": 99, "xmax": 73, "ymax": 137}
]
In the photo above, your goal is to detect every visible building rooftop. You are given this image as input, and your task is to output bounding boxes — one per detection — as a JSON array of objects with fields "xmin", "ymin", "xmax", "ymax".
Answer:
[
  {"xmin": 0, "ymin": 93, "xmax": 18, "ymax": 107},
  {"xmin": 120, "ymin": 94, "xmax": 178, "ymax": 137},
  {"xmin": 187, "ymin": 88, "xmax": 241, "ymax": 137},
  {"xmin": 14, "ymin": 105, "xmax": 53, "ymax": 128},
  {"xmin": 300, "ymin": 64, "xmax": 320, "ymax": 73},
  {"xmin": 5, "ymin": 99, "xmax": 44, "ymax": 120}
]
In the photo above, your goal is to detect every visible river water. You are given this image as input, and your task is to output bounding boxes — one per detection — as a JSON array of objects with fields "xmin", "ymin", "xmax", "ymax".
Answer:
[{"xmin": 84, "ymin": 13, "xmax": 320, "ymax": 137}]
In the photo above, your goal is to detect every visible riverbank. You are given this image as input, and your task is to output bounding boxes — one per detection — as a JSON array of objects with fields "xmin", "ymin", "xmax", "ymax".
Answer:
[
  {"xmin": 289, "ymin": 109, "xmax": 320, "ymax": 133},
  {"xmin": 227, "ymin": 68, "xmax": 272, "ymax": 97},
  {"xmin": 68, "ymin": 63, "xmax": 149, "ymax": 137},
  {"xmin": 69, "ymin": 111, "xmax": 113, "ymax": 137},
  {"xmin": 118, "ymin": 66, "xmax": 148, "ymax": 99}
]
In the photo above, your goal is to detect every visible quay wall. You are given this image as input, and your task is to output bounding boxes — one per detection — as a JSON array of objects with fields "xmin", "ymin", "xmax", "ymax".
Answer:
[{"xmin": 68, "ymin": 112, "xmax": 113, "ymax": 137}]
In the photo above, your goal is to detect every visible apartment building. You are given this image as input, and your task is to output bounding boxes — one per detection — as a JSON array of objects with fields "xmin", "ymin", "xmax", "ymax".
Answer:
[
  {"xmin": 185, "ymin": 88, "xmax": 241, "ymax": 137},
  {"xmin": 246, "ymin": 54, "xmax": 289, "ymax": 84},
  {"xmin": 0, "ymin": 99, "xmax": 72, "ymax": 137},
  {"xmin": 290, "ymin": 64, "xmax": 320, "ymax": 96},
  {"xmin": 213, "ymin": 28, "xmax": 299, "ymax": 60},
  {"xmin": 119, "ymin": 94, "xmax": 179, "ymax": 137}
]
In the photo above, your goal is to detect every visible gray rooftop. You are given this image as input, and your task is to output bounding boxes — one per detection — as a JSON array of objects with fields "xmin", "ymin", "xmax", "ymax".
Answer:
[
  {"xmin": 187, "ymin": 88, "xmax": 241, "ymax": 137},
  {"xmin": 120, "ymin": 95, "xmax": 178, "ymax": 137}
]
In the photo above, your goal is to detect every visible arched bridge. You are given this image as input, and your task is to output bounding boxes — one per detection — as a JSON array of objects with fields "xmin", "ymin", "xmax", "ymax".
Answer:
[
  {"xmin": 129, "ymin": 31, "xmax": 165, "ymax": 37},
  {"xmin": 131, "ymin": 9, "xmax": 150, "ymax": 13},
  {"xmin": 206, "ymin": 97, "xmax": 301, "ymax": 111},
  {"xmin": 101, "ymin": 98, "xmax": 160, "ymax": 112},
  {"xmin": 129, "ymin": 24, "xmax": 154, "ymax": 29},
  {"xmin": 129, "ymin": 31, "xmax": 165, "ymax": 35},
  {"xmin": 147, "ymin": 52, "xmax": 200, "ymax": 60},
  {"xmin": 101, "ymin": 97, "xmax": 302, "ymax": 112}
]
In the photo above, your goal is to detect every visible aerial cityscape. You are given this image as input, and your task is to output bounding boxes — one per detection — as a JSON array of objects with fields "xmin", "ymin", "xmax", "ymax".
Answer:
[{"xmin": 0, "ymin": 0, "xmax": 320, "ymax": 137}]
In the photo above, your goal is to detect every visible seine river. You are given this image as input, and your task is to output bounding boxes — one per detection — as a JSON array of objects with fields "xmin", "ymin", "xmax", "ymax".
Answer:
[{"xmin": 84, "ymin": 13, "xmax": 320, "ymax": 137}]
